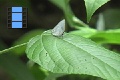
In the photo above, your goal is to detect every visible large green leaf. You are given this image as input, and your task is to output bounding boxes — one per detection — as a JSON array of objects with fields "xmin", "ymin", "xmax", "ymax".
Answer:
[
  {"xmin": 84, "ymin": 0, "xmax": 109, "ymax": 22},
  {"xmin": 26, "ymin": 30, "xmax": 120, "ymax": 80}
]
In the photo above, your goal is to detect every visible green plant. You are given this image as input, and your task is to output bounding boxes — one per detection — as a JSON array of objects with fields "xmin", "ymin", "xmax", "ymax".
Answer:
[{"xmin": 1, "ymin": 0, "xmax": 120, "ymax": 80}]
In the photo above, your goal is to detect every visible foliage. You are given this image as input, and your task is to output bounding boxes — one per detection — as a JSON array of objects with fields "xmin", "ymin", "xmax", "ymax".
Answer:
[
  {"xmin": 12, "ymin": 29, "xmax": 44, "ymax": 55},
  {"xmin": 0, "ymin": 0, "xmax": 120, "ymax": 80},
  {"xmin": 84, "ymin": 0, "xmax": 110, "ymax": 22},
  {"xmin": 26, "ymin": 31, "xmax": 120, "ymax": 80}
]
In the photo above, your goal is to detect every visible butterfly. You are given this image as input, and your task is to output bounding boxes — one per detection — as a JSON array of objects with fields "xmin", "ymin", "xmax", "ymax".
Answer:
[{"xmin": 52, "ymin": 19, "xmax": 65, "ymax": 37}]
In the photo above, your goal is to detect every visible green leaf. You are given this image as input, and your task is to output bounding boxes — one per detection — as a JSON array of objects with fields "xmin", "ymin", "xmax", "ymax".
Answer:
[
  {"xmin": 12, "ymin": 29, "xmax": 44, "ymax": 55},
  {"xmin": 84, "ymin": 0, "xmax": 109, "ymax": 22},
  {"xmin": 49, "ymin": 0, "xmax": 88, "ymax": 28},
  {"xmin": 49, "ymin": 0, "xmax": 69, "ymax": 11},
  {"xmin": 70, "ymin": 28, "xmax": 120, "ymax": 44},
  {"xmin": 0, "ymin": 54, "xmax": 36, "ymax": 80},
  {"xmin": 69, "ymin": 27, "xmax": 97, "ymax": 38},
  {"xmin": 26, "ymin": 30, "xmax": 120, "ymax": 80},
  {"xmin": 90, "ymin": 29, "xmax": 120, "ymax": 44}
]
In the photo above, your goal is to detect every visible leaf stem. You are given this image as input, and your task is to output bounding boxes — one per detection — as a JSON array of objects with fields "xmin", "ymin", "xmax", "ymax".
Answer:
[{"xmin": 0, "ymin": 42, "xmax": 27, "ymax": 55}]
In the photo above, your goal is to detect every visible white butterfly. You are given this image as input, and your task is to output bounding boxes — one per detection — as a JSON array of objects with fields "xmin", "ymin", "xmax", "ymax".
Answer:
[{"xmin": 52, "ymin": 19, "xmax": 65, "ymax": 37}]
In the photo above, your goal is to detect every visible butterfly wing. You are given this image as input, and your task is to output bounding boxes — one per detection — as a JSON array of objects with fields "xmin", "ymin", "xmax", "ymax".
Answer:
[{"xmin": 52, "ymin": 19, "xmax": 65, "ymax": 37}]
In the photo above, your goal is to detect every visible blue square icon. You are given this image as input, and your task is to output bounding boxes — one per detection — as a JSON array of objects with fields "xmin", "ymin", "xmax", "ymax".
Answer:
[
  {"xmin": 12, "ymin": 7, "xmax": 22, "ymax": 12},
  {"xmin": 12, "ymin": 22, "xmax": 22, "ymax": 28},
  {"xmin": 12, "ymin": 13, "xmax": 22, "ymax": 21}
]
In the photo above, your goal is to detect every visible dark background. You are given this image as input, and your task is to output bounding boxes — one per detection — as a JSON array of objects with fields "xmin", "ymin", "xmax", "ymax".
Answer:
[{"xmin": 0, "ymin": 0, "xmax": 120, "ymax": 46}]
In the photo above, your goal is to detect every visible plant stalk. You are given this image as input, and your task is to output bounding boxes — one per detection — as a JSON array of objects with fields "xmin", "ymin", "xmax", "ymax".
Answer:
[{"xmin": 0, "ymin": 43, "xmax": 27, "ymax": 55}]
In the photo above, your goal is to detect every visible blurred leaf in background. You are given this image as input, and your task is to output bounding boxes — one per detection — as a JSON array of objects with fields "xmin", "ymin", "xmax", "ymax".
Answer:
[
  {"xmin": 103, "ymin": 9, "xmax": 120, "ymax": 29},
  {"xmin": 50, "ymin": 0, "xmax": 88, "ymax": 28},
  {"xmin": 0, "ymin": 40, "xmax": 36, "ymax": 80},
  {"xmin": 0, "ymin": 54, "xmax": 36, "ymax": 80},
  {"xmin": 12, "ymin": 29, "xmax": 44, "ymax": 55}
]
